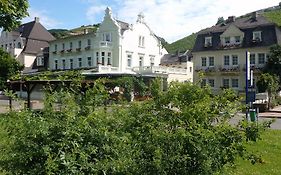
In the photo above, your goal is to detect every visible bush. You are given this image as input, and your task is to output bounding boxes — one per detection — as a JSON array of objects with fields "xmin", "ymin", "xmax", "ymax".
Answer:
[{"xmin": 0, "ymin": 81, "xmax": 270, "ymax": 174}]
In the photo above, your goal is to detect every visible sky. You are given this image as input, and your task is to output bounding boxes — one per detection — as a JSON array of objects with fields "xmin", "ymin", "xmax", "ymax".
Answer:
[{"xmin": 23, "ymin": 0, "xmax": 281, "ymax": 43}]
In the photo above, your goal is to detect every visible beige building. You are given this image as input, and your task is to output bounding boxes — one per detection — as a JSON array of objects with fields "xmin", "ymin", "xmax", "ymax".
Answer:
[{"xmin": 192, "ymin": 13, "xmax": 281, "ymax": 93}]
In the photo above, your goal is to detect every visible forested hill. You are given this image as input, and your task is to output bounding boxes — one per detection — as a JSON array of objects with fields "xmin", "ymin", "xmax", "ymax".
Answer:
[{"xmin": 165, "ymin": 4, "xmax": 281, "ymax": 53}]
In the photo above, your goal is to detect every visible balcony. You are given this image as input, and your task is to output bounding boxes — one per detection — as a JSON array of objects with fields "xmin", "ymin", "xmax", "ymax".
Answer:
[
  {"xmin": 83, "ymin": 65, "xmax": 120, "ymax": 74},
  {"xmin": 242, "ymin": 64, "xmax": 264, "ymax": 73},
  {"xmin": 195, "ymin": 66, "xmax": 216, "ymax": 73},
  {"xmin": 76, "ymin": 48, "xmax": 81, "ymax": 52},
  {"xmin": 100, "ymin": 41, "xmax": 112, "ymax": 47},
  {"xmin": 132, "ymin": 66, "xmax": 188, "ymax": 75},
  {"xmin": 219, "ymin": 65, "xmax": 240, "ymax": 72},
  {"xmin": 67, "ymin": 49, "xmax": 72, "ymax": 52},
  {"xmin": 60, "ymin": 49, "xmax": 65, "ymax": 53},
  {"xmin": 219, "ymin": 43, "xmax": 242, "ymax": 49},
  {"xmin": 85, "ymin": 46, "xmax": 91, "ymax": 50},
  {"xmin": 52, "ymin": 51, "xmax": 57, "ymax": 54}
]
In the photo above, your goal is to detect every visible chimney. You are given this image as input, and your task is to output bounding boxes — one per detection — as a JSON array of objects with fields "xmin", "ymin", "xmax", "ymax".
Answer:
[
  {"xmin": 34, "ymin": 17, "xmax": 40, "ymax": 23},
  {"xmin": 84, "ymin": 28, "xmax": 88, "ymax": 34},
  {"xmin": 227, "ymin": 16, "xmax": 236, "ymax": 23},
  {"xmin": 251, "ymin": 12, "xmax": 258, "ymax": 20}
]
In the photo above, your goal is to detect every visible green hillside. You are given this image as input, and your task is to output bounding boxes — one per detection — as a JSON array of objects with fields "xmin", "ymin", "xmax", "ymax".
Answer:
[
  {"xmin": 164, "ymin": 33, "xmax": 197, "ymax": 53},
  {"xmin": 263, "ymin": 9, "xmax": 281, "ymax": 26},
  {"xmin": 49, "ymin": 24, "xmax": 100, "ymax": 39}
]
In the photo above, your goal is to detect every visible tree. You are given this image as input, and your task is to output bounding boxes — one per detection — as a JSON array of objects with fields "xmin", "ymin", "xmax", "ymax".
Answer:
[
  {"xmin": 264, "ymin": 45, "xmax": 281, "ymax": 83},
  {"xmin": 216, "ymin": 17, "xmax": 225, "ymax": 25},
  {"xmin": 0, "ymin": 48, "xmax": 23, "ymax": 89},
  {"xmin": 0, "ymin": 0, "xmax": 29, "ymax": 31},
  {"xmin": 257, "ymin": 73, "xmax": 279, "ymax": 109}
]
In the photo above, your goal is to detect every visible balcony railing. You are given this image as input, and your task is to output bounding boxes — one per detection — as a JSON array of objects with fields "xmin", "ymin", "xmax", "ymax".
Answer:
[
  {"xmin": 219, "ymin": 65, "xmax": 240, "ymax": 72},
  {"xmin": 100, "ymin": 41, "xmax": 112, "ymax": 47},
  {"xmin": 195, "ymin": 66, "xmax": 216, "ymax": 73},
  {"xmin": 242, "ymin": 64, "xmax": 264, "ymax": 73},
  {"xmin": 132, "ymin": 66, "xmax": 188, "ymax": 75}
]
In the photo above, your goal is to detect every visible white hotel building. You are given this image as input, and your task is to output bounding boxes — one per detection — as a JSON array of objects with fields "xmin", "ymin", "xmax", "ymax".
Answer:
[{"xmin": 49, "ymin": 7, "xmax": 192, "ymax": 83}]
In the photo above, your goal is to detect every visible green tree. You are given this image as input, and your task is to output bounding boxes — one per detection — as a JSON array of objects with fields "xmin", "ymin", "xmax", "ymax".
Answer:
[
  {"xmin": 257, "ymin": 73, "xmax": 279, "ymax": 109},
  {"xmin": 0, "ymin": 48, "xmax": 23, "ymax": 89},
  {"xmin": 0, "ymin": 0, "xmax": 29, "ymax": 31},
  {"xmin": 264, "ymin": 45, "xmax": 281, "ymax": 82}
]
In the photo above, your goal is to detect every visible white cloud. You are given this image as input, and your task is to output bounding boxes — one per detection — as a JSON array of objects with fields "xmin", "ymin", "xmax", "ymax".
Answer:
[
  {"xmin": 86, "ymin": 5, "xmax": 107, "ymax": 24},
  {"xmin": 86, "ymin": 0, "xmax": 281, "ymax": 43},
  {"xmin": 22, "ymin": 8, "xmax": 61, "ymax": 29}
]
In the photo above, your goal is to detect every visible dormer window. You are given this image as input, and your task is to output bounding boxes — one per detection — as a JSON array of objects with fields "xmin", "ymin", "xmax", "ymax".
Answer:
[
  {"xmin": 253, "ymin": 31, "xmax": 262, "ymax": 41},
  {"xmin": 204, "ymin": 37, "xmax": 212, "ymax": 47},
  {"xmin": 224, "ymin": 37, "xmax": 230, "ymax": 44},
  {"xmin": 235, "ymin": 36, "xmax": 241, "ymax": 43}
]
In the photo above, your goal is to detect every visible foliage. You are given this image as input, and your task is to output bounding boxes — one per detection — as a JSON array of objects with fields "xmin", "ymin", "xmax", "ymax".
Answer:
[
  {"xmin": 0, "ymin": 0, "xmax": 29, "ymax": 31},
  {"xmin": 263, "ymin": 9, "xmax": 281, "ymax": 27},
  {"xmin": 165, "ymin": 33, "xmax": 197, "ymax": 53},
  {"xmin": 0, "ymin": 81, "xmax": 270, "ymax": 174},
  {"xmin": 48, "ymin": 29, "xmax": 71, "ymax": 39},
  {"xmin": 0, "ymin": 48, "xmax": 24, "ymax": 89},
  {"xmin": 256, "ymin": 73, "xmax": 279, "ymax": 109},
  {"xmin": 216, "ymin": 17, "xmax": 225, "ymax": 25},
  {"xmin": 263, "ymin": 45, "xmax": 281, "ymax": 83}
]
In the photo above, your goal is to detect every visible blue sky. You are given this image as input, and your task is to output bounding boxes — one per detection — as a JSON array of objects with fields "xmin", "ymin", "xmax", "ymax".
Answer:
[{"xmin": 23, "ymin": 0, "xmax": 281, "ymax": 43}]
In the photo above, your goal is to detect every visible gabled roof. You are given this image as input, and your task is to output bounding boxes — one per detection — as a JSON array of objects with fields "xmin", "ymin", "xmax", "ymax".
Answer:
[
  {"xmin": 16, "ymin": 20, "xmax": 55, "ymax": 41},
  {"xmin": 198, "ymin": 15, "xmax": 275, "ymax": 34},
  {"xmin": 116, "ymin": 20, "xmax": 130, "ymax": 35}
]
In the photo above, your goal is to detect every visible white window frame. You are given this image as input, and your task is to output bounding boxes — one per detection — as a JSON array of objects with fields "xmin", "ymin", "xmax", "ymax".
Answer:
[
  {"xmin": 222, "ymin": 78, "xmax": 230, "ymax": 88},
  {"xmin": 224, "ymin": 37, "xmax": 230, "ymax": 44},
  {"xmin": 250, "ymin": 53, "xmax": 255, "ymax": 65},
  {"xmin": 87, "ymin": 57, "xmax": 92, "ymax": 67},
  {"xmin": 107, "ymin": 52, "xmax": 112, "ymax": 65},
  {"xmin": 232, "ymin": 55, "xmax": 239, "ymax": 66},
  {"xmin": 36, "ymin": 56, "xmax": 44, "ymax": 66},
  {"xmin": 253, "ymin": 31, "xmax": 262, "ymax": 41},
  {"xmin": 208, "ymin": 79, "xmax": 215, "ymax": 88},
  {"xmin": 138, "ymin": 36, "xmax": 145, "ymax": 47},
  {"xmin": 70, "ymin": 59, "xmax": 73, "ymax": 69},
  {"xmin": 234, "ymin": 36, "xmax": 241, "ymax": 43},
  {"xmin": 201, "ymin": 57, "xmax": 207, "ymax": 67},
  {"xmin": 224, "ymin": 55, "xmax": 230, "ymax": 66},
  {"xmin": 231, "ymin": 78, "xmax": 239, "ymax": 88},
  {"xmin": 54, "ymin": 60, "xmax": 58, "ymax": 70},
  {"xmin": 204, "ymin": 37, "xmax": 212, "ymax": 47},
  {"xmin": 62, "ymin": 59, "xmax": 66, "ymax": 70},
  {"xmin": 209, "ymin": 56, "xmax": 214, "ymax": 67},
  {"xmin": 78, "ymin": 58, "xmax": 82, "ymax": 68},
  {"xmin": 102, "ymin": 33, "xmax": 112, "ymax": 42},
  {"xmin": 258, "ymin": 53, "xmax": 265, "ymax": 64}
]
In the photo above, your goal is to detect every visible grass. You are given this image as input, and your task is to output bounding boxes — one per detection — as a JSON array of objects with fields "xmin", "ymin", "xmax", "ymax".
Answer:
[{"xmin": 225, "ymin": 130, "xmax": 281, "ymax": 175}]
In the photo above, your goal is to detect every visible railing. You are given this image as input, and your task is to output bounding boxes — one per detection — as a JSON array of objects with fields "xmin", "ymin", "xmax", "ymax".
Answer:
[
  {"xmin": 100, "ymin": 41, "xmax": 112, "ymax": 47},
  {"xmin": 242, "ymin": 64, "xmax": 264, "ymax": 72},
  {"xmin": 133, "ymin": 66, "xmax": 188, "ymax": 75},
  {"xmin": 219, "ymin": 65, "xmax": 240, "ymax": 72}
]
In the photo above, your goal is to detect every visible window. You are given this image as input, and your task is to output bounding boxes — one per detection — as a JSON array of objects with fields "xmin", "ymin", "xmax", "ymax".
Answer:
[
  {"xmin": 209, "ymin": 57, "xmax": 214, "ymax": 67},
  {"xmin": 70, "ymin": 59, "xmax": 73, "ymax": 69},
  {"xmin": 225, "ymin": 37, "xmax": 230, "ymax": 44},
  {"xmin": 78, "ymin": 58, "xmax": 82, "ymax": 68},
  {"xmin": 235, "ymin": 36, "xmax": 241, "ymax": 43},
  {"xmin": 231, "ymin": 79, "xmax": 239, "ymax": 88},
  {"xmin": 101, "ymin": 52, "xmax": 105, "ymax": 65},
  {"xmin": 201, "ymin": 57, "xmax": 207, "ymax": 67},
  {"xmin": 55, "ymin": 44, "xmax": 57, "ymax": 51},
  {"xmin": 17, "ymin": 42, "xmax": 21, "ymax": 48},
  {"xmin": 258, "ymin": 53, "xmax": 265, "ymax": 64},
  {"xmin": 127, "ymin": 54, "xmax": 132, "ymax": 67},
  {"xmin": 107, "ymin": 52, "xmax": 111, "ymax": 65},
  {"xmin": 232, "ymin": 55, "xmax": 238, "ymax": 65},
  {"xmin": 70, "ymin": 42, "xmax": 73, "ymax": 49},
  {"xmin": 253, "ymin": 31, "xmax": 262, "ymax": 41},
  {"xmin": 102, "ymin": 33, "xmax": 112, "ymax": 42},
  {"xmin": 87, "ymin": 57, "xmax": 92, "ymax": 67},
  {"xmin": 78, "ymin": 41, "xmax": 82, "ymax": 48},
  {"xmin": 208, "ymin": 79, "xmax": 215, "ymax": 87},
  {"xmin": 96, "ymin": 52, "xmax": 99, "ymax": 65},
  {"xmin": 190, "ymin": 67, "xmax": 192, "ymax": 73},
  {"xmin": 224, "ymin": 55, "xmax": 230, "ymax": 66},
  {"xmin": 139, "ymin": 56, "xmax": 143, "ymax": 67},
  {"xmin": 62, "ymin": 59, "xmax": 66, "ymax": 70},
  {"xmin": 87, "ymin": 39, "xmax": 91, "ymax": 46},
  {"xmin": 36, "ymin": 56, "xmax": 44, "ymax": 66},
  {"xmin": 138, "ymin": 36, "xmax": 145, "ymax": 47},
  {"xmin": 62, "ymin": 43, "xmax": 65, "ymax": 50},
  {"xmin": 150, "ymin": 56, "xmax": 155, "ymax": 66},
  {"xmin": 204, "ymin": 37, "xmax": 212, "ymax": 47},
  {"xmin": 223, "ymin": 78, "xmax": 229, "ymax": 88},
  {"xmin": 54, "ymin": 60, "xmax": 58, "ymax": 70},
  {"xmin": 250, "ymin": 54, "xmax": 255, "ymax": 65},
  {"xmin": 201, "ymin": 79, "xmax": 207, "ymax": 87}
]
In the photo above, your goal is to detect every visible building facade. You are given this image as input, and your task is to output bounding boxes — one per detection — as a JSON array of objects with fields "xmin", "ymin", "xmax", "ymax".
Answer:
[
  {"xmin": 192, "ymin": 13, "xmax": 281, "ymax": 92},
  {"xmin": 0, "ymin": 17, "xmax": 55, "ymax": 73},
  {"xmin": 49, "ymin": 7, "xmax": 191, "ymax": 82}
]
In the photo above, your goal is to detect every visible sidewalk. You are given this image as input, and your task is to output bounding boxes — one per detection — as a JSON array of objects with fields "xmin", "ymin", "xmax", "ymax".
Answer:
[{"xmin": 259, "ymin": 105, "xmax": 281, "ymax": 118}]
